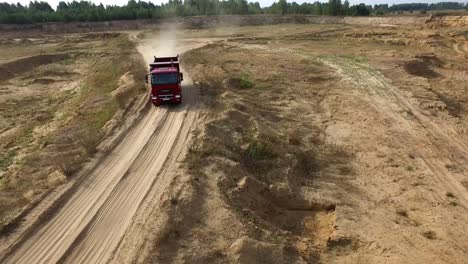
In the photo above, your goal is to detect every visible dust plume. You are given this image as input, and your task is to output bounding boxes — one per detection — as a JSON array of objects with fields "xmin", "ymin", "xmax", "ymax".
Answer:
[
  {"xmin": 151, "ymin": 23, "xmax": 179, "ymax": 57},
  {"xmin": 137, "ymin": 23, "xmax": 180, "ymax": 65}
]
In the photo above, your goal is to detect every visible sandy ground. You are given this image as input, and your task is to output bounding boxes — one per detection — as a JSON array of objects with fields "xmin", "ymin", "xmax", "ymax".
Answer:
[
  {"xmin": 0, "ymin": 19, "xmax": 467, "ymax": 264},
  {"xmin": 0, "ymin": 31, "xmax": 210, "ymax": 263},
  {"xmin": 0, "ymin": 32, "xmax": 146, "ymax": 230},
  {"xmin": 146, "ymin": 23, "xmax": 468, "ymax": 263}
]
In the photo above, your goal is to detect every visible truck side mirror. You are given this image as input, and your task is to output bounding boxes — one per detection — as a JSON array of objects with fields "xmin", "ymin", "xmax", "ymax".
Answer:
[
  {"xmin": 180, "ymin": 73, "xmax": 184, "ymax": 81},
  {"xmin": 145, "ymin": 74, "xmax": 148, "ymax": 84}
]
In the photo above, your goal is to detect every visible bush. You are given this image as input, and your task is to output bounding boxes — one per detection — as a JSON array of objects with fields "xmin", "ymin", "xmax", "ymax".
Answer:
[
  {"xmin": 242, "ymin": 134, "xmax": 279, "ymax": 176},
  {"xmin": 238, "ymin": 73, "xmax": 255, "ymax": 89},
  {"xmin": 295, "ymin": 149, "xmax": 319, "ymax": 176},
  {"xmin": 244, "ymin": 136, "xmax": 276, "ymax": 161}
]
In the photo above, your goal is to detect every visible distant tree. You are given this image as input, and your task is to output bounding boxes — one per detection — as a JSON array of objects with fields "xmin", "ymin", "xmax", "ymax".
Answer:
[
  {"xmin": 375, "ymin": 9, "xmax": 384, "ymax": 16},
  {"xmin": 342, "ymin": 0, "xmax": 350, "ymax": 15},
  {"xmin": 314, "ymin": 2, "xmax": 323, "ymax": 15},
  {"xmin": 248, "ymin": 2, "xmax": 262, "ymax": 14},
  {"xmin": 57, "ymin": 1, "xmax": 68, "ymax": 11},
  {"xmin": 277, "ymin": 0, "xmax": 288, "ymax": 15},
  {"xmin": 328, "ymin": 0, "xmax": 341, "ymax": 16},
  {"xmin": 29, "ymin": 1, "xmax": 54, "ymax": 13},
  {"xmin": 372, "ymin": 4, "xmax": 386, "ymax": 15},
  {"xmin": 350, "ymin": 3, "xmax": 371, "ymax": 16},
  {"xmin": 289, "ymin": 2, "xmax": 301, "ymax": 14}
]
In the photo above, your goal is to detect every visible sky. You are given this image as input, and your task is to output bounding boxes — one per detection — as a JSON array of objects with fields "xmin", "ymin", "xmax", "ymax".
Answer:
[{"xmin": 3, "ymin": 0, "xmax": 467, "ymax": 9}]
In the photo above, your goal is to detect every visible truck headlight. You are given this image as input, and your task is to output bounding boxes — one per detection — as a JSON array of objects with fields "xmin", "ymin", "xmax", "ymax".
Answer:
[{"xmin": 175, "ymin": 95, "xmax": 181, "ymax": 99}]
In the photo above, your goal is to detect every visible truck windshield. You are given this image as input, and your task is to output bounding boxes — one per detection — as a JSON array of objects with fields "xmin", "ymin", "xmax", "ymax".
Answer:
[{"xmin": 151, "ymin": 73, "xmax": 178, "ymax": 85}]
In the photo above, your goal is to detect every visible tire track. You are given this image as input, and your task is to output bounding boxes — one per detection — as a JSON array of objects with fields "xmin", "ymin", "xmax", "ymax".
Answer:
[
  {"xmin": 59, "ymin": 110, "xmax": 183, "ymax": 264},
  {"xmin": 1, "ymin": 35, "xmax": 207, "ymax": 264},
  {"xmin": 320, "ymin": 56, "xmax": 468, "ymax": 206},
  {"xmin": 1, "ymin": 107, "xmax": 167, "ymax": 263}
]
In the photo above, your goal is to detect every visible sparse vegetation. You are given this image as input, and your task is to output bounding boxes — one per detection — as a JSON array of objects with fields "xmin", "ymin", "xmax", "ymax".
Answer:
[
  {"xmin": 184, "ymin": 41, "xmax": 355, "ymax": 183},
  {"xmin": 2, "ymin": 18, "xmax": 468, "ymax": 264},
  {"xmin": 0, "ymin": 33, "xmax": 145, "ymax": 230},
  {"xmin": 238, "ymin": 72, "xmax": 255, "ymax": 89},
  {"xmin": 183, "ymin": 40, "xmax": 354, "ymax": 259},
  {"xmin": 244, "ymin": 134, "xmax": 278, "ymax": 165},
  {"xmin": 295, "ymin": 149, "xmax": 320, "ymax": 176},
  {"xmin": 178, "ymin": 22, "xmax": 468, "ymax": 262},
  {"xmin": 339, "ymin": 54, "xmax": 368, "ymax": 64},
  {"xmin": 0, "ymin": 150, "xmax": 16, "ymax": 171}
]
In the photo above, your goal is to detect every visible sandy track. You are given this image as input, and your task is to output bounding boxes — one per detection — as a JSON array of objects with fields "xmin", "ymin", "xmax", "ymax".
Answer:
[
  {"xmin": 1, "ymin": 35, "xmax": 204, "ymax": 264},
  {"xmin": 320, "ymin": 56, "xmax": 468, "ymax": 206}
]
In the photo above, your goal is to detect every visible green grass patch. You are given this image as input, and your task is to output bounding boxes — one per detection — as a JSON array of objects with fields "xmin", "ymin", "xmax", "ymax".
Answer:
[
  {"xmin": 0, "ymin": 150, "xmax": 16, "ymax": 171},
  {"xmin": 244, "ymin": 136, "xmax": 277, "ymax": 161},
  {"xmin": 238, "ymin": 72, "xmax": 255, "ymax": 89}
]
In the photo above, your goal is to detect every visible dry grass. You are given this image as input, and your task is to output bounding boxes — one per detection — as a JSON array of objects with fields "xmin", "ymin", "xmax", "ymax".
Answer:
[
  {"xmin": 180, "ymin": 40, "xmax": 358, "ymax": 262},
  {"xmin": 0, "ymin": 150, "xmax": 16, "ymax": 171},
  {"xmin": 156, "ymin": 22, "xmax": 468, "ymax": 263},
  {"xmin": 0, "ymin": 33, "xmax": 146, "ymax": 231},
  {"xmin": 183, "ymin": 41, "xmax": 353, "ymax": 252},
  {"xmin": 184, "ymin": 41, "xmax": 354, "ymax": 178}
]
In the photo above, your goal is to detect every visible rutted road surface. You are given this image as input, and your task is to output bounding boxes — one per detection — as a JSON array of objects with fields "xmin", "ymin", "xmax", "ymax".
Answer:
[{"xmin": 1, "ymin": 34, "xmax": 207, "ymax": 264}]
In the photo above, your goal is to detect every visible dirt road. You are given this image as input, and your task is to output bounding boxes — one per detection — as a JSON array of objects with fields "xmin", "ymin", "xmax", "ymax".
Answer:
[
  {"xmin": 2, "ymin": 22, "xmax": 467, "ymax": 263},
  {"xmin": 0, "ymin": 34, "xmax": 205, "ymax": 264}
]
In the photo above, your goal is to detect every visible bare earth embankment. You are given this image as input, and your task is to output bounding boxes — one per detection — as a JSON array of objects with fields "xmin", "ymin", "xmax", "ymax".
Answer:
[
  {"xmin": 0, "ymin": 15, "xmax": 467, "ymax": 264},
  {"xmin": 145, "ymin": 23, "xmax": 467, "ymax": 263}
]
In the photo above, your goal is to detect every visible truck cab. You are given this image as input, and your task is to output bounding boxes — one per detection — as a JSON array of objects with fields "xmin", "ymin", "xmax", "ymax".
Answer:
[{"xmin": 147, "ymin": 56, "xmax": 183, "ymax": 106}]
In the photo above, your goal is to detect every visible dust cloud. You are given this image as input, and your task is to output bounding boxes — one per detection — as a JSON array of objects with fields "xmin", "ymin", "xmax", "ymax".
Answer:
[
  {"xmin": 137, "ymin": 23, "xmax": 180, "ymax": 66},
  {"xmin": 150, "ymin": 23, "xmax": 179, "ymax": 57}
]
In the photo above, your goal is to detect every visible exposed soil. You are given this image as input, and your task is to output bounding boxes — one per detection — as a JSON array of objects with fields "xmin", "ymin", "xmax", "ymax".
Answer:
[
  {"xmin": 0, "ymin": 32, "xmax": 146, "ymax": 234},
  {"xmin": 0, "ymin": 54, "xmax": 71, "ymax": 82},
  {"xmin": 403, "ymin": 55, "xmax": 444, "ymax": 78},
  {"xmin": 0, "ymin": 29, "xmax": 212, "ymax": 263},
  {"xmin": 144, "ymin": 22, "xmax": 468, "ymax": 263},
  {"xmin": 0, "ymin": 17, "xmax": 467, "ymax": 264}
]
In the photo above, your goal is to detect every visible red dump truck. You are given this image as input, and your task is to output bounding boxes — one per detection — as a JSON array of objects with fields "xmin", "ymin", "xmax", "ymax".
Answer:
[{"xmin": 146, "ymin": 55, "xmax": 183, "ymax": 106}]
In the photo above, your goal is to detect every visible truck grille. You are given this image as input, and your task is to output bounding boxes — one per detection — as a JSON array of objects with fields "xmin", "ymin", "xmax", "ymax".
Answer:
[{"xmin": 159, "ymin": 94, "xmax": 173, "ymax": 101}]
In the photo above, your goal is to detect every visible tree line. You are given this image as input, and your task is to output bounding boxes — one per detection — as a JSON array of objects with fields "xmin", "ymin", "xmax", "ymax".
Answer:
[
  {"xmin": 373, "ymin": 2, "xmax": 466, "ymax": 15},
  {"xmin": 0, "ymin": 0, "xmax": 466, "ymax": 24}
]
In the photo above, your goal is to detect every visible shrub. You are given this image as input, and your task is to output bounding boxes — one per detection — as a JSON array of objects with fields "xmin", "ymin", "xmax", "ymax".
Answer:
[
  {"xmin": 295, "ymin": 149, "xmax": 320, "ymax": 176},
  {"xmin": 238, "ymin": 72, "xmax": 255, "ymax": 89},
  {"xmin": 242, "ymin": 134, "xmax": 279, "ymax": 176}
]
